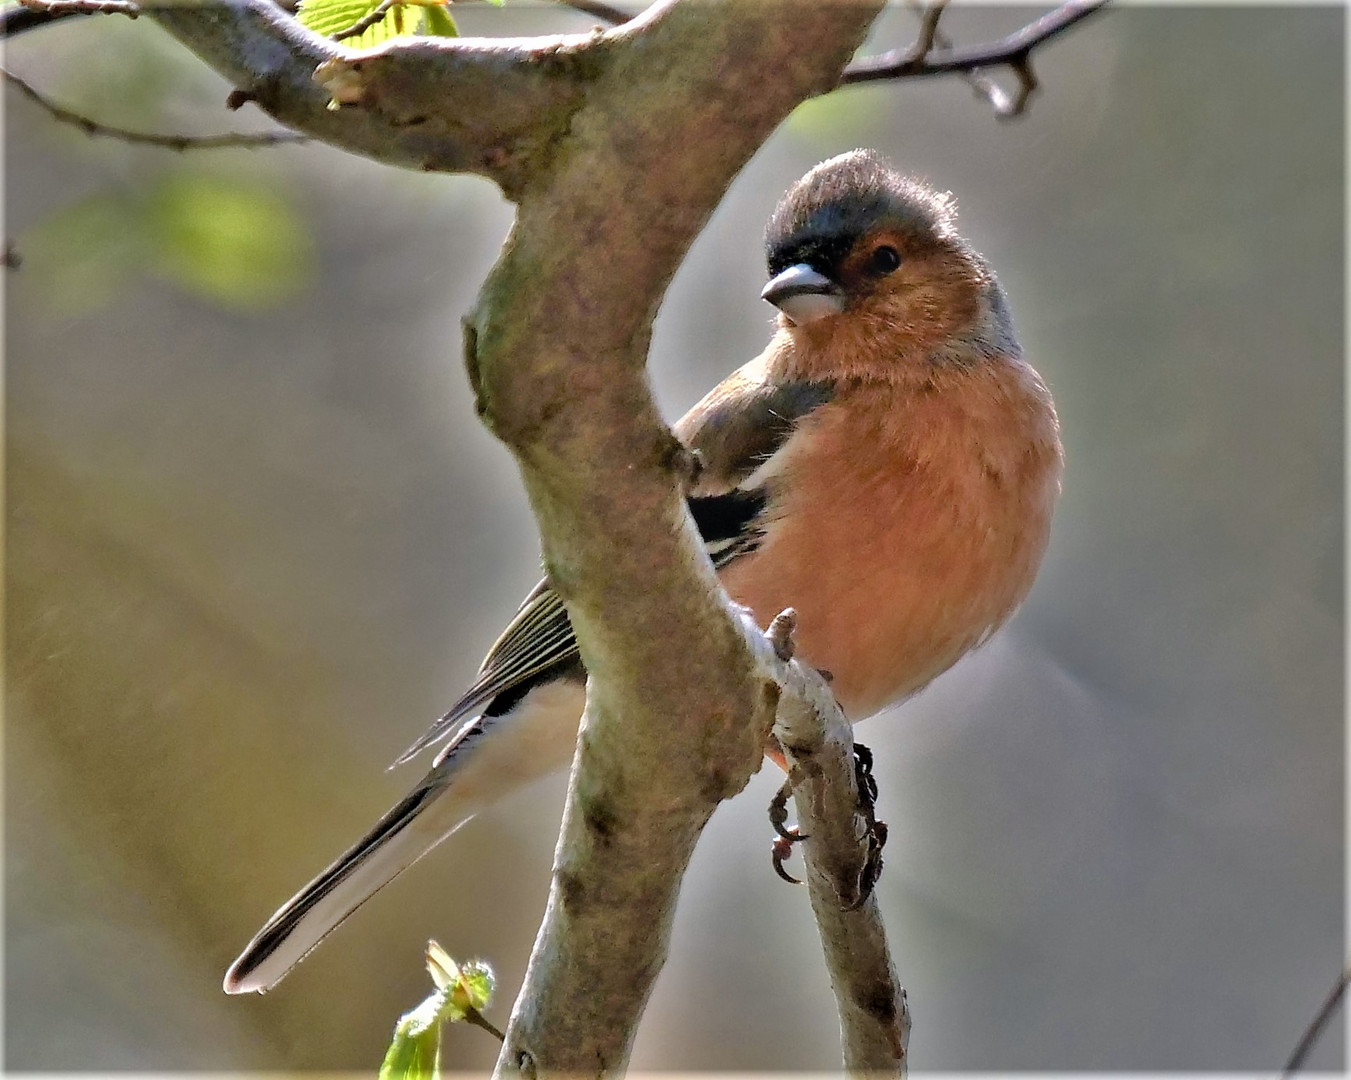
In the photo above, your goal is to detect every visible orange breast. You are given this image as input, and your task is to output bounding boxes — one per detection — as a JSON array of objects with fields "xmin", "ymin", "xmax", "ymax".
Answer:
[{"xmin": 718, "ymin": 358, "xmax": 1062, "ymax": 720}]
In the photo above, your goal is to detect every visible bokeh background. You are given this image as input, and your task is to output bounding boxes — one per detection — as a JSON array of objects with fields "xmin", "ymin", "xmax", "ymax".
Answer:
[{"xmin": 5, "ymin": 3, "xmax": 1344, "ymax": 1072}]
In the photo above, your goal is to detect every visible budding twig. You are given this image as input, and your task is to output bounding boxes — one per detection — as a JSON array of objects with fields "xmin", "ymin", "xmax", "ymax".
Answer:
[{"xmin": 3, "ymin": 68, "xmax": 309, "ymax": 150}]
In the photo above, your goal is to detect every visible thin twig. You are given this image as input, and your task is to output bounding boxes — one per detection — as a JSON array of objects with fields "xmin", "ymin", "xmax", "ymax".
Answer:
[
  {"xmin": 840, "ymin": 0, "xmax": 1108, "ymax": 86},
  {"xmin": 909, "ymin": 0, "xmax": 949, "ymax": 62},
  {"xmin": 330, "ymin": 0, "xmax": 395, "ymax": 41},
  {"xmin": 906, "ymin": 1, "xmax": 1043, "ymax": 120},
  {"xmin": 3, "ymin": 68, "xmax": 309, "ymax": 150},
  {"xmin": 463, "ymin": 1005, "xmax": 506, "ymax": 1044},
  {"xmin": 1283, "ymin": 965, "xmax": 1351, "ymax": 1075},
  {"xmin": 17, "ymin": 0, "xmax": 139, "ymax": 14},
  {"xmin": 3, "ymin": 0, "xmax": 139, "ymax": 36},
  {"xmin": 557, "ymin": 0, "xmax": 632, "ymax": 25}
]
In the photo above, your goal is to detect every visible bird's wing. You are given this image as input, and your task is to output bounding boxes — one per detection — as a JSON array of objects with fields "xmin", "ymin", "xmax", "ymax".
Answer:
[
  {"xmin": 393, "ymin": 360, "xmax": 835, "ymax": 766},
  {"xmin": 675, "ymin": 355, "xmax": 834, "ymax": 495},
  {"xmin": 391, "ymin": 581, "xmax": 580, "ymax": 765},
  {"xmin": 680, "ymin": 367, "xmax": 833, "ymax": 565}
]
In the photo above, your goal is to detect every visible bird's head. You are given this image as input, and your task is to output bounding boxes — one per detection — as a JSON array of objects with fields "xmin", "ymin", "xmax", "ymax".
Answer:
[{"xmin": 762, "ymin": 150, "xmax": 1004, "ymax": 372}]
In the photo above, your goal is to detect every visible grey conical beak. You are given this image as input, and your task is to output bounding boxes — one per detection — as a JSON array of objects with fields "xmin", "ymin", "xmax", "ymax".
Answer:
[{"xmin": 761, "ymin": 263, "xmax": 845, "ymax": 325}]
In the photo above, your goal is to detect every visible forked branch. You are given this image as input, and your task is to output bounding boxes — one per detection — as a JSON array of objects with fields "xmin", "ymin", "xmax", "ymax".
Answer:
[
  {"xmin": 843, "ymin": 0, "xmax": 1107, "ymax": 84},
  {"xmin": 840, "ymin": 0, "xmax": 1107, "ymax": 117}
]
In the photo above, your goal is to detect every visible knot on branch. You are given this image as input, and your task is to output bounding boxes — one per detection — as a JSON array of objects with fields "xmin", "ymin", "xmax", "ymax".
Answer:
[
  {"xmin": 314, "ymin": 56, "xmax": 368, "ymax": 108},
  {"xmin": 766, "ymin": 607, "xmax": 798, "ymax": 661}
]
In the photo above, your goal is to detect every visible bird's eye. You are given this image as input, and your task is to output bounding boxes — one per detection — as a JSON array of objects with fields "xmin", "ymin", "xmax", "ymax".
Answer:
[{"xmin": 871, "ymin": 246, "xmax": 901, "ymax": 274}]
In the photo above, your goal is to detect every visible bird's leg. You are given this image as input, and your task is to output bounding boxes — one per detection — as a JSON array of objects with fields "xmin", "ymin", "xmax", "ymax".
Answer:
[{"xmin": 768, "ymin": 776, "xmax": 807, "ymax": 884}]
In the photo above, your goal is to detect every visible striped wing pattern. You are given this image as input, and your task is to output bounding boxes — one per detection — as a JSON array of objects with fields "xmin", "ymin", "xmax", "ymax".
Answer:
[
  {"xmin": 392, "ymin": 486, "xmax": 776, "ymax": 767},
  {"xmin": 391, "ymin": 583, "xmax": 580, "ymax": 765}
]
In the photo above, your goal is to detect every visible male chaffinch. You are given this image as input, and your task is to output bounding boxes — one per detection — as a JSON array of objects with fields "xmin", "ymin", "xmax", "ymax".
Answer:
[{"xmin": 224, "ymin": 149, "xmax": 1063, "ymax": 995}]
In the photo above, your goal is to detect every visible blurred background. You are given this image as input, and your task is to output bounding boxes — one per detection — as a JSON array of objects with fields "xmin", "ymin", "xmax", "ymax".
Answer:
[{"xmin": 5, "ymin": 2, "xmax": 1344, "ymax": 1072}]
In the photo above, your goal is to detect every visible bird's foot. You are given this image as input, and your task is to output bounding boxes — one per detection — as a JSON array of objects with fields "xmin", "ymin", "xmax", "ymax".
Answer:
[
  {"xmin": 846, "ymin": 742, "xmax": 888, "ymax": 910},
  {"xmin": 766, "ymin": 745, "xmax": 889, "ymax": 900}
]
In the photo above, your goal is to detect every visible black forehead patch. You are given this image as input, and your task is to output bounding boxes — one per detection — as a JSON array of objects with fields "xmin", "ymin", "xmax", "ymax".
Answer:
[{"xmin": 765, "ymin": 149, "xmax": 956, "ymax": 276}]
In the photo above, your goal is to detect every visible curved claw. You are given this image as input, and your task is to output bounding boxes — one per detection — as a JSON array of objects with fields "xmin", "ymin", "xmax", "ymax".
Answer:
[
  {"xmin": 768, "ymin": 778, "xmax": 809, "ymax": 843},
  {"xmin": 775, "ymin": 821, "xmax": 809, "ymax": 844},
  {"xmin": 772, "ymin": 836, "xmax": 803, "ymax": 884}
]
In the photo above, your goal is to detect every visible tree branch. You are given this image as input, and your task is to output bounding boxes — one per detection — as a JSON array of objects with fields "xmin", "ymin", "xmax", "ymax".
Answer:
[
  {"xmin": 890, "ymin": 0, "xmax": 1032, "ymax": 120},
  {"xmin": 3, "ymin": 66, "xmax": 310, "ymax": 149},
  {"xmin": 840, "ymin": 0, "xmax": 1108, "ymax": 87},
  {"xmin": 435, "ymin": 0, "xmax": 885, "ymax": 1071},
  {"xmin": 38, "ymin": 0, "xmax": 899, "ymax": 1067},
  {"xmin": 766, "ymin": 610, "xmax": 909, "ymax": 1075},
  {"xmin": 149, "ymin": 0, "xmax": 603, "ymax": 196},
  {"xmin": 9, "ymin": 0, "xmax": 1107, "ymax": 149}
]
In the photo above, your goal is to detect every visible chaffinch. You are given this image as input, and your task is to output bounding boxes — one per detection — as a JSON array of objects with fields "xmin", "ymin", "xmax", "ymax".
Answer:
[{"xmin": 224, "ymin": 149, "xmax": 1063, "ymax": 995}]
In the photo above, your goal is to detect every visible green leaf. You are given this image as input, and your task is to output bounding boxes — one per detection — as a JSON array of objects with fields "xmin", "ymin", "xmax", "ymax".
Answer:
[
  {"xmin": 143, "ymin": 171, "xmax": 313, "ymax": 309},
  {"xmin": 296, "ymin": 0, "xmax": 453, "ymax": 47},
  {"xmin": 296, "ymin": 0, "xmax": 381, "ymax": 36},
  {"xmin": 450, "ymin": 960, "xmax": 496, "ymax": 1017},
  {"xmin": 380, "ymin": 1003, "xmax": 443, "ymax": 1080},
  {"xmin": 422, "ymin": 943, "xmax": 495, "ymax": 1021},
  {"xmin": 379, "ymin": 943, "xmax": 498, "ymax": 1080},
  {"xmin": 421, "ymin": 3, "xmax": 459, "ymax": 38}
]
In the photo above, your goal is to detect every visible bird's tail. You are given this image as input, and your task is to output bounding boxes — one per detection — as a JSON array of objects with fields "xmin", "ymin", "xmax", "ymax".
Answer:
[
  {"xmin": 223, "ymin": 769, "xmax": 479, "ymax": 995},
  {"xmin": 224, "ymin": 675, "xmax": 587, "ymax": 995}
]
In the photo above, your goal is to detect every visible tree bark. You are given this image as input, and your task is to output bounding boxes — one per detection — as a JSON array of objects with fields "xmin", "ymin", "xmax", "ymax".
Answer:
[{"xmin": 465, "ymin": 4, "xmax": 885, "ymax": 1072}]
